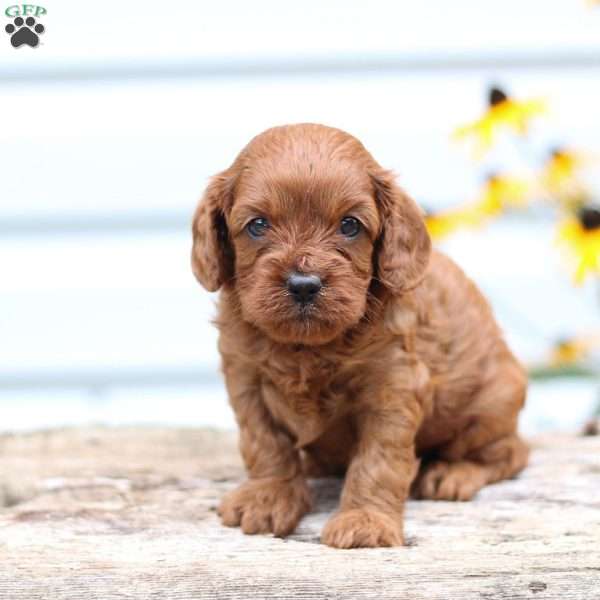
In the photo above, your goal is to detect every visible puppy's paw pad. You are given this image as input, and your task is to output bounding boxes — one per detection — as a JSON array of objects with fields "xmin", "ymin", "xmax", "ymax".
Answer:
[
  {"xmin": 218, "ymin": 476, "xmax": 311, "ymax": 537},
  {"xmin": 321, "ymin": 508, "xmax": 403, "ymax": 548},
  {"xmin": 414, "ymin": 461, "xmax": 484, "ymax": 501}
]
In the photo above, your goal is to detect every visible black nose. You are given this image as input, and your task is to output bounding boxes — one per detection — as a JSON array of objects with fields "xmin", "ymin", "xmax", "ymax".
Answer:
[{"xmin": 286, "ymin": 272, "xmax": 322, "ymax": 304}]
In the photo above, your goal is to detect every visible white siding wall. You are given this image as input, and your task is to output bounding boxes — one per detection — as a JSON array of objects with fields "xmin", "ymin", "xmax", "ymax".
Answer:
[{"xmin": 1, "ymin": 0, "xmax": 599, "ymax": 432}]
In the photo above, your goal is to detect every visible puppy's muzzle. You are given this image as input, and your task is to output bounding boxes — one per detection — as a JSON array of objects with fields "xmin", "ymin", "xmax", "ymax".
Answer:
[{"xmin": 286, "ymin": 272, "xmax": 322, "ymax": 304}]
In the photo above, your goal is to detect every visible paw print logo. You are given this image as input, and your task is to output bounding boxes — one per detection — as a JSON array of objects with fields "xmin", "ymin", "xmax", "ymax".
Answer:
[{"xmin": 5, "ymin": 16, "xmax": 45, "ymax": 48}]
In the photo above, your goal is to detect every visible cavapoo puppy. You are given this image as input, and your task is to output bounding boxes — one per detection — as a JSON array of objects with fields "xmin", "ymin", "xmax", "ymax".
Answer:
[{"xmin": 191, "ymin": 123, "xmax": 528, "ymax": 548}]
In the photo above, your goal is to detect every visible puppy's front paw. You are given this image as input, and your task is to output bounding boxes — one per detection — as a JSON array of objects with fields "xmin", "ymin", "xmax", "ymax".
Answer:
[
  {"xmin": 321, "ymin": 508, "xmax": 403, "ymax": 548},
  {"xmin": 218, "ymin": 476, "xmax": 311, "ymax": 537}
]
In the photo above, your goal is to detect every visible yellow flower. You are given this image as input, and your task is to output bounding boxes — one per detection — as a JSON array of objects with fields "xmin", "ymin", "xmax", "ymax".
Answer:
[
  {"xmin": 550, "ymin": 334, "xmax": 598, "ymax": 368},
  {"xmin": 425, "ymin": 174, "xmax": 530, "ymax": 240},
  {"xmin": 425, "ymin": 209, "xmax": 475, "ymax": 240},
  {"xmin": 473, "ymin": 173, "xmax": 531, "ymax": 217},
  {"xmin": 557, "ymin": 206, "xmax": 600, "ymax": 283},
  {"xmin": 454, "ymin": 87, "xmax": 546, "ymax": 156},
  {"xmin": 541, "ymin": 147, "xmax": 590, "ymax": 210}
]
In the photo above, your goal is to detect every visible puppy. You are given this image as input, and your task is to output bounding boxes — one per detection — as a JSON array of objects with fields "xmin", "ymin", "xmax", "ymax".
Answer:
[{"xmin": 191, "ymin": 123, "xmax": 528, "ymax": 548}]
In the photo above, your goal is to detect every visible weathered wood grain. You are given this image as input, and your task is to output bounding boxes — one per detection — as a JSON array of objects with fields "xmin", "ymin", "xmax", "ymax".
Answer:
[{"xmin": 0, "ymin": 427, "xmax": 599, "ymax": 599}]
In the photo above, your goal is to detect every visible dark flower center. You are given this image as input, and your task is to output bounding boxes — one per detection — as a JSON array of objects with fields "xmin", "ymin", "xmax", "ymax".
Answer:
[
  {"xmin": 489, "ymin": 87, "xmax": 508, "ymax": 107},
  {"xmin": 579, "ymin": 207, "xmax": 600, "ymax": 231}
]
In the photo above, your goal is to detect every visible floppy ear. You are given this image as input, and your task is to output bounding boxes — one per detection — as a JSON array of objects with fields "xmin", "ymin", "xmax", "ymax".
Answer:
[
  {"xmin": 191, "ymin": 170, "xmax": 236, "ymax": 291},
  {"xmin": 371, "ymin": 169, "xmax": 431, "ymax": 295}
]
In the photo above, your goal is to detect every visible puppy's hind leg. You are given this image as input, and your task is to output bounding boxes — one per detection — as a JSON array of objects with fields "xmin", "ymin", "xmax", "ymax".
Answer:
[
  {"xmin": 413, "ymin": 358, "xmax": 529, "ymax": 501},
  {"xmin": 414, "ymin": 434, "xmax": 529, "ymax": 501}
]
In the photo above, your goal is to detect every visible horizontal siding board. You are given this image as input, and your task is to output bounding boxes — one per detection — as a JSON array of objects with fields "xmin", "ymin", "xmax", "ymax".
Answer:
[
  {"xmin": 1, "ymin": 0, "xmax": 599, "ymax": 69},
  {"xmin": 1, "ymin": 223, "xmax": 598, "ymax": 375}
]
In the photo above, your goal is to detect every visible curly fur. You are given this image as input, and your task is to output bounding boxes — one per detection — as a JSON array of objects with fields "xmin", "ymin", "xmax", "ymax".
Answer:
[{"xmin": 191, "ymin": 123, "xmax": 528, "ymax": 548}]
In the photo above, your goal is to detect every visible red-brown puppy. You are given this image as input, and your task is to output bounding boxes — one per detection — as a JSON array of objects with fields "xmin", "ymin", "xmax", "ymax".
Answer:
[{"xmin": 191, "ymin": 123, "xmax": 528, "ymax": 548}]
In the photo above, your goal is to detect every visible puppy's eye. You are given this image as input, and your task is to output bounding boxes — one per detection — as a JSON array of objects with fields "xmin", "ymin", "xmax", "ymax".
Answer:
[
  {"xmin": 340, "ymin": 216, "xmax": 361, "ymax": 238},
  {"xmin": 246, "ymin": 217, "xmax": 270, "ymax": 239}
]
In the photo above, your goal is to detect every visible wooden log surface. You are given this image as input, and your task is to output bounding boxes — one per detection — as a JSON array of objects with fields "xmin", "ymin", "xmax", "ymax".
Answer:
[{"xmin": 0, "ymin": 427, "xmax": 599, "ymax": 599}]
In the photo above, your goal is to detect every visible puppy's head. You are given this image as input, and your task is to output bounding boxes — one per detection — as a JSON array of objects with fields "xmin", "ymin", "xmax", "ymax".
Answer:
[{"xmin": 192, "ymin": 124, "xmax": 430, "ymax": 345}]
